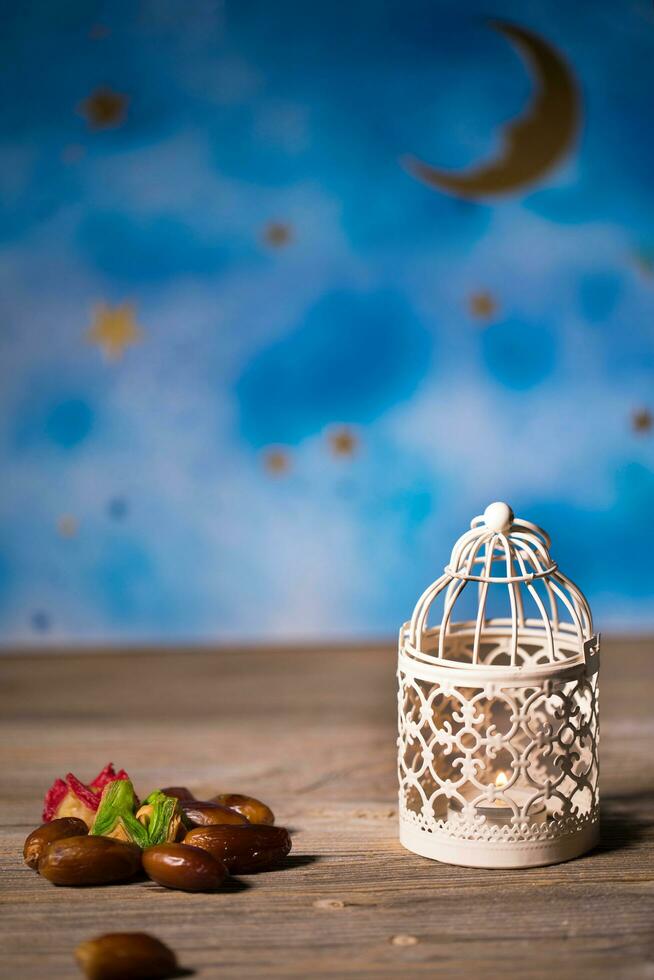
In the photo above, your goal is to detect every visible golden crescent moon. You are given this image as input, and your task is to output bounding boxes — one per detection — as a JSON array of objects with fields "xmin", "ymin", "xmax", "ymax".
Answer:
[{"xmin": 404, "ymin": 21, "xmax": 581, "ymax": 199}]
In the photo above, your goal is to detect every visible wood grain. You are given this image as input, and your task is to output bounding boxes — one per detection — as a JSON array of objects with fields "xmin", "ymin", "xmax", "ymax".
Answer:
[{"xmin": 1, "ymin": 638, "xmax": 653, "ymax": 979}]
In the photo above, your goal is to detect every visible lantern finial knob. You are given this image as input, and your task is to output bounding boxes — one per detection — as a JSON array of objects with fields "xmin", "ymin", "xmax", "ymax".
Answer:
[{"xmin": 483, "ymin": 501, "xmax": 514, "ymax": 533}]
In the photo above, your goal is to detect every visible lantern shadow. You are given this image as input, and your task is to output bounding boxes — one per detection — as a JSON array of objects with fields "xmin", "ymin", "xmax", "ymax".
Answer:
[{"xmin": 596, "ymin": 788, "xmax": 654, "ymax": 853}]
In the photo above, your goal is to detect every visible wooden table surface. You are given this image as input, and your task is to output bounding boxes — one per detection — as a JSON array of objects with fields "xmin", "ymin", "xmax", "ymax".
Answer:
[{"xmin": 1, "ymin": 638, "xmax": 653, "ymax": 979}]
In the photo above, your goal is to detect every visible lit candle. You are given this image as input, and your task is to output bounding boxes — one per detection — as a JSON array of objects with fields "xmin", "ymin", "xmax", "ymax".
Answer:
[{"xmin": 449, "ymin": 771, "xmax": 545, "ymax": 827}]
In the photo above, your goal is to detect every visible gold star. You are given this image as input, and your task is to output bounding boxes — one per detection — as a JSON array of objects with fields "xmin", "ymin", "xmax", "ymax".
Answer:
[
  {"xmin": 263, "ymin": 447, "xmax": 291, "ymax": 475},
  {"xmin": 87, "ymin": 302, "xmax": 143, "ymax": 361},
  {"xmin": 469, "ymin": 290, "xmax": 498, "ymax": 321},
  {"xmin": 78, "ymin": 87, "xmax": 129, "ymax": 130},
  {"xmin": 328, "ymin": 426, "xmax": 358, "ymax": 458},
  {"xmin": 632, "ymin": 408, "xmax": 652, "ymax": 434},
  {"xmin": 57, "ymin": 515, "xmax": 78, "ymax": 538},
  {"xmin": 263, "ymin": 221, "xmax": 293, "ymax": 248}
]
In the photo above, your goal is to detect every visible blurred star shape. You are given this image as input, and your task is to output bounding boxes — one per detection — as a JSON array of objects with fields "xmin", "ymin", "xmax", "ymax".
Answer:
[
  {"xmin": 57, "ymin": 515, "xmax": 78, "ymax": 538},
  {"xmin": 89, "ymin": 24, "xmax": 111, "ymax": 40},
  {"xmin": 263, "ymin": 447, "xmax": 291, "ymax": 475},
  {"xmin": 632, "ymin": 408, "xmax": 652, "ymax": 434},
  {"xmin": 107, "ymin": 497, "xmax": 129, "ymax": 520},
  {"xmin": 78, "ymin": 87, "xmax": 129, "ymax": 130},
  {"xmin": 87, "ymin": 302, "xmax": 142, "ymax": 360},
  {"xmin": 263, "ymin": 221, "xmax": 293, "ymax": 248},
  {"xmin": 328, "ymin": 426, "xmax": 359, "ymax": 458},
  {"xmin": 31, "ymin": 611, "xmax": 51, "ymax": 632},
  {"xmin": 469, "ymin": 290, "xmax": 498, "ymax": 321},
  {"xmin": 632, "ymin": 248, "xmax": 654, "ymax": 279}
]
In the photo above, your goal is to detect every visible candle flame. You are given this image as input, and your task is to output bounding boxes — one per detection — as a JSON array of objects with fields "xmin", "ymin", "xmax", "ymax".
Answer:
[{"xmin": 495, "ymin": 770, "xmax": 508, "ymax": 788}]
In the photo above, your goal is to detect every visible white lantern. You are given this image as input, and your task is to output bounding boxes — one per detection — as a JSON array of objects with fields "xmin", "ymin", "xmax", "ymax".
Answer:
[{"xmin": 397, "ymin": 502, "xmax": 599, "ymax": 868}]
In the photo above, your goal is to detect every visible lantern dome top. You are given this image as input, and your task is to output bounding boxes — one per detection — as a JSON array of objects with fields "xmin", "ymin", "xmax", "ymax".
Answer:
[
  {"xmin": 482, "ymin": 500, "xmax": 514, "ymax": 533},
  {"xmin": 404, "ymin": 502, "xmax": 597, "ymax": 674},
  {"xmin": 446, "ymin": 500, "xmax": 557, "ymax": 586}
]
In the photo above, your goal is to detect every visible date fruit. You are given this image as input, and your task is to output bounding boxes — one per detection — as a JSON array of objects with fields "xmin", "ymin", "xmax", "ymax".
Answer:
[
  {"xmin": 211, "ymin": 793, "xmax": 275, "ymax": 825},
  {"xmin": 184, "ymin": 824, "xmax": 291, "ymax": 873},
  {"xmin": 179, "ymin": 800, "xmax": 249, "ymax": 827},
  {"xmin": 24, "ymin": 817, "xmax": 88, "ymax": 871},
  {"xmin": 142, "ymin": 842, "xmax": 226, "ymax": 892},
  {"xmin": 75, "ymin": 932, "xmax": 178, "ymax": 980},
  {"xmin": 159, "ymin": 786, "xmax": 195, "ymax": 801},
  {"xmin": 38, "ymin": 835, "xmax": 142, "ymax": 886}
]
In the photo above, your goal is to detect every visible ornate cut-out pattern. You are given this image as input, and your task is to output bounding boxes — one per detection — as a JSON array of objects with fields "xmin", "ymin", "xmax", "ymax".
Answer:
[{"xmin": 398, "ymin": 648, "xmax": 599, "ymax": 842}]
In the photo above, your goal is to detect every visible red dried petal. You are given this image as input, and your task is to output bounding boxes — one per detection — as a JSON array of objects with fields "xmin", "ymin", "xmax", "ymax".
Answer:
[
  {"xmin": 89, "ymin": 763, "xmax": 130, "ymax": 791},
  {"xmin": 66, "ymin": 772, "xmax": 101, "ymax": 812},
  {"xmin": 42, "ymin": 765, "xmax": 132, "ymax": 822},
  {"xmin": 42, "ymin": 778, "xmax": 68, "ymax": 822}
]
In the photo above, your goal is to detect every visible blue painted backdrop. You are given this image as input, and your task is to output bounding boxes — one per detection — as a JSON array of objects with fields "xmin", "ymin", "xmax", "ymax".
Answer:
[{"xmin": 1, "ymin": 0, "xmax": 653, "ymax": 645}]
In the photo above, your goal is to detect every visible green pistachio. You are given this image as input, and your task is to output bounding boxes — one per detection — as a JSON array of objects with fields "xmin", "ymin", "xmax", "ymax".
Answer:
[
  {"xmin": 136, "ymin": 791, "xmax": 182, "ymax": 845},
  {"xmin": 90, "ymin": 779, "xmax": 149, "ymax": 849}
]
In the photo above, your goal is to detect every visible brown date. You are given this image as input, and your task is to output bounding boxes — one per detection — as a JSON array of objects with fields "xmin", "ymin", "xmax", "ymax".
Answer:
[
  {"xmin": 184, "ymin": 824, "xmax": 291, "ymax": 873},
  {"xmin": 180, "ymin": 800, "xmax": 249, "ymax": 827},
  {"xmin": 210, "ymin": 793, "xmax": 275, "ymax": 825},
  {"xmin": 142, "ymin": 842, "xmax": 226, "ymax": 892},
  {"xmin": 159, "ymin": 786, "xmax": 195, "ymax": 801},
  {"xmin": 75, "ymin": 932, "xmax": 178, "ymax": 980},
  {"xmin": 38, "ymin": 835, "xmax": 142, "ymax": 886},
  {"xmin": 24, "ymin": 818, "xmax": 88, "ymax": 871}
]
